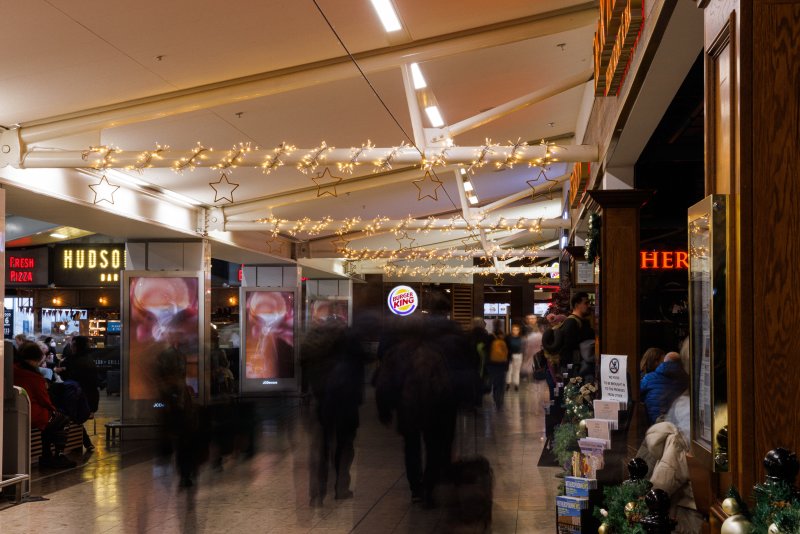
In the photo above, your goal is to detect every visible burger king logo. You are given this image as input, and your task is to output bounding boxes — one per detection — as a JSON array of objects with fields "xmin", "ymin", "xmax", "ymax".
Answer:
[{"xmin": 388, "ymin": 285, "xmax": 418, "ymax": 316}]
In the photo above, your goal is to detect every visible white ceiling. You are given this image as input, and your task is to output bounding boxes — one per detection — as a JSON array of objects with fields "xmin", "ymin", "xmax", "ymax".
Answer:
[{"xmin": 0, "ymin": 0, "xmax": 598, "ymax": 275}]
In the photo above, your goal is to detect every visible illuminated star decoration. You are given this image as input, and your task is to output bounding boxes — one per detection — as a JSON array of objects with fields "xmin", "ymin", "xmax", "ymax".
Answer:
[
  {"xmin": 494, "ymin": 275, "xmax": 505, "ymax": 286},
  {"xmin": 89, "ymin": 174, "xmax": 120, "ymax": 204},
  {"xmin": 312, "ymin": 167, "xmax": 343, "ymax": 198},
  {"xmin": 412, "ymin": 170, "xmax": 444, "ymax": 201},
  {"xmin": 396, "ymin": 231, "xmax": 416, "ymax": 251},
  {"xmin": 209, "ymin": 172, "xmax": 239, "ymax": 203},
  {"xmin": 265, "ymin": 237, "xmax": 286, "ymax": 255},
  {"xmin": 331, "ymin": 235, "xmax": 351, "ymax": 254},
  {"xmin": 526, "ymin": 167, "xmax": 558, "ymax": 201}
]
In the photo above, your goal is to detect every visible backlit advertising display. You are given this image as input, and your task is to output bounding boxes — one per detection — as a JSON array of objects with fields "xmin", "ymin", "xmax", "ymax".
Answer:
[
  {"xmin": 126, "ymin": 275, "xmax": 200, "ymax": 401},
  {"xmin": 240, "ymin": 288, "xmax": 297, "ymax": 393}
]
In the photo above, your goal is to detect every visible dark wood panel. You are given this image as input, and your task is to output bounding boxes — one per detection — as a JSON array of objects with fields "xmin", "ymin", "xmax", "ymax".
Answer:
[{"xmin": 752, "ymin": 0, "xmax": 800, "ymax": 482}]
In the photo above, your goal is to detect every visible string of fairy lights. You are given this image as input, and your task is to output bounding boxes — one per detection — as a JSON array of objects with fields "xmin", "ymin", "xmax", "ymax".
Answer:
[
  {"xmin": 78, "ymin": 138, "xmax": 561, "ymax": 176},
  {"xmin": 80, "ymin": 138, "xmax": 566, "ymax": 278}
]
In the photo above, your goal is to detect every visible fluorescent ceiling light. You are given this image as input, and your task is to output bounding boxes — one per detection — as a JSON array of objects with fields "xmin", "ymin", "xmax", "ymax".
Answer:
[
  {"xmin": 463, "ymin": 181, "xmax": 474, "ymax": 192},
  {"xmin": 49, "ymin": 232, "xmax": 68, "ymax": 239},
  {"xmin": 410, "ymin": 63, "xmax": 426, "ymax": 89},
  {"xmin": 468, "ymin": 194, "xmax": 479, "ymax": 205},
  {"xmin": 370, "ymin": 0, "xmax": 402, "ymax": 32},
  {"xmin": 425, "ymin": 105, "xmax": 445, "ymax": 127}
]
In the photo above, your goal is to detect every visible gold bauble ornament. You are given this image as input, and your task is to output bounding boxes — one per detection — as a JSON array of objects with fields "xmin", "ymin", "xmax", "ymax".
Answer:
[
  {"xmin": 598, "ymin": 523, "xmax": 609, "ymax": 534},
  {"xmin": 768, "ymin": 523, "xmax": 781, "ymax": 534},
  {"xmin": 624, "ymin": 501, "xmax": 636, "ymax": 519},
  {"xmin": 720, "ymin": 514, "xmax": 754, "ymax": 534},
  {"xmin": 722, "ymin": 496, "xmax": 741, "ymax": 516},
  {"xmin": 579, "ymin": 419, "xmax": 588, "ymax": 432}
]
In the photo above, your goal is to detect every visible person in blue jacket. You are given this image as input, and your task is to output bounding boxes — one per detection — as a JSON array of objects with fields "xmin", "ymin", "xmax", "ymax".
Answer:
[{"xmin": 640, "ymin": 351, "xmax": 689, "ymax": 425}]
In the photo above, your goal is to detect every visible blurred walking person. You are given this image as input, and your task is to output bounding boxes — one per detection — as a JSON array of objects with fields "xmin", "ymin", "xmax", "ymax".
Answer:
[{"xmin": 302, "ymin": 318, "xmax": 366, "ymax": 506}]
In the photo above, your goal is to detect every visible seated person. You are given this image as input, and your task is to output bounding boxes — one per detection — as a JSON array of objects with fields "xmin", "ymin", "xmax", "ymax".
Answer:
[
  {"xmin": 13, "ymin": 342, "xmax": 77, "ymax": 468},
  {"xmin": 640, "ymin": 351, "xmax": 689, "ymax": 425}
]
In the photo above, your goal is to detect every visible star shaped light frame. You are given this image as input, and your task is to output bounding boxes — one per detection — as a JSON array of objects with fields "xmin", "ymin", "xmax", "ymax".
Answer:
[
  {"xmin": 210, "ymin": 172, "xmax": 240, "ymax": 203},
  {"xmin": 89, "ymin": 174, "xmax": 120, "ymax": 204},
  {"xmin": 312, "ymin": 167, "xmax": 343, "ymax": 198},
  {"xmin": 395, "ymin": 231, "xmax": 416, "ymax": 251},
  {"xmin": 412, "ymin": 170, "xmax": 443, "ymax": 201}
]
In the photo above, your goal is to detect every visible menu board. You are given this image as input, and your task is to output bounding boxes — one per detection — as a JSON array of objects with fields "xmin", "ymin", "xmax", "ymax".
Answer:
[
  {"xmin": 688, "ymin": 195, "xmax": 728, "ymax": 471},
  {"xmin": 689, "ymin": 212, "xmax": 713, "ymax": 451}
]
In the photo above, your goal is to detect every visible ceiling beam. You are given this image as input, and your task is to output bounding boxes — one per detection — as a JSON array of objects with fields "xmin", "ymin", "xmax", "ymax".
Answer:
[
  {"xmin": 14, "ymin": 3, "xmax": 598, "ymax": 147},
  {"xmin": 18, "ymin": 144, "xmax": 598, "ymax": 169},
  {"xmin": 224, "ymin": 216, "xmax": 570, "ymax": 232},
  {"xmin": 447, "ymin": 69, "xmax": 593, "ymax": 138}
]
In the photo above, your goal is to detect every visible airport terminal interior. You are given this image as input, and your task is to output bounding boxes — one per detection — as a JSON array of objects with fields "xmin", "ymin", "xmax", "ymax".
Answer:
[{"xmin": 3, "ymin": 0, "xmax": 800, "ymax": 533}]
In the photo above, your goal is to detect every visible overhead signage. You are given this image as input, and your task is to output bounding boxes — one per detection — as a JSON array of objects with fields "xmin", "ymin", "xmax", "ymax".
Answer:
[
  {"xmin": 6, "ymin": 247, "xmax": 49, "ymax": 286},
  {"xmin": 53, "ymin": 245, "xmax": 126, "ymax": 286},
  {"xmin": 640, "ymin": 251, "xmax": 689, "ymax": 270},
  {"xmin": 569, "ymin": 162, "xmax": 590, "ymax": 208},
  {"xmin": 593, "ymin": 0, "xmax": 643, "ymax": 96},
  {"xmin": 387, "ymin": 285, "xmax": 418, "ymax": 316},
  {"xmin": 600, "ymin": 354, "xmax": 628, "ymax": 403}
]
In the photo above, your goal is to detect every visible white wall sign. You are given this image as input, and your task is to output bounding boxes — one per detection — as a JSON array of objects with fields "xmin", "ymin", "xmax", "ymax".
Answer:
[
  {"xmin": 600, "ymin": 354, "xmax": 628, "ymax": 403},
  {"xmin": 576, "ymin": 261, "xmax": 594, "ymax": 285}
]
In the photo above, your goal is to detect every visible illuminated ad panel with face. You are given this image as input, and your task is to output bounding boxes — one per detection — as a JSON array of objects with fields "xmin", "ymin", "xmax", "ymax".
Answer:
[
  {"xmin": 122, "ymin": 272, "xmax": 202, "ymax": 422},
  {"xmin": 240, "ymin": 288, "xmax": 297, "ymax": 393}
]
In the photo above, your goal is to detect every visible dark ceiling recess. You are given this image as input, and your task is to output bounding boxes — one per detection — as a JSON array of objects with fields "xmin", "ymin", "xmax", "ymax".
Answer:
[{"xmin": 636, "ymin": 52, "xmax": 705, "ymax": 245}]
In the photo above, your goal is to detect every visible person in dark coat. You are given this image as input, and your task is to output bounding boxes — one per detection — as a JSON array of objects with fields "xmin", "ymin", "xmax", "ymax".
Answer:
[
  {"xmin": 13, "ymin": 342, "xmax": 76, "ymax": 468},
  {"xmin": 640, "ymin": 351, "xmax": 689, "ymax": 425},
  {"xmin": 303, "ymin": 319, "xmax": 366, "ymax": 506},
  {"xmin": 375, "ymin": 311, "xmax": 468, "ymax": 507},
  {"xmin": 545, "ymin": 292, "xmax": 595, "ymax": 378},
  {"xmin": 57, "ymin": 335, "xmax": 99, "ymax": 451}
]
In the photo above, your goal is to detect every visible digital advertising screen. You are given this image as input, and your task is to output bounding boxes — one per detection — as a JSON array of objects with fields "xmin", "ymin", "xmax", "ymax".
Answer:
[
  {"xmin": 307, "ymin": 297, "xmax": 349, "ymax": 329},
  {"xmin": 241, "ymin": 288, "xmax": 296, "ymax": 392},
  {"xmin": 127, "ymin": 275, "xmax": 200, "ymax": 401}
]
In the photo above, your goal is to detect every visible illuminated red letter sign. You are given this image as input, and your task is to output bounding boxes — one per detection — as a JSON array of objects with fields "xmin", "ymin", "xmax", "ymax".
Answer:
[{"xmin": 640, "ymin": 251, "xmax": 688, "ymax": 270}]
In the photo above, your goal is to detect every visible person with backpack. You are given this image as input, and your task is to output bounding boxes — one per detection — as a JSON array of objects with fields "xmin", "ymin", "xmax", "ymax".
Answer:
[
  {"xmin": 486, "ymin": 319, "xmax": 509, "ymax": 410},
  {"xmin": 542, "ymin": 292, "xmax": 595, "ymax": 380}
]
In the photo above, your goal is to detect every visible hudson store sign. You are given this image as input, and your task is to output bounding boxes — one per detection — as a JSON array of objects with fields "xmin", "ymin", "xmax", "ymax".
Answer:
[{"xmin": 53, "ymin": 244, "xmax": 126, "ymax": 286}]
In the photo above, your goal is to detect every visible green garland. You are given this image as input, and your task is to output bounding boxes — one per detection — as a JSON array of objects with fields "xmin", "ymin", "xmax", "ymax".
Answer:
[
  {"xmin": 553, "ymin": 377, "xmax": 598, "ymax": 471},
  {"xmin": 553, "ymin": 422, "xmax": 581, "ymax": 468},
  {"xmin": 594, "ymin": 479, "xmax": 651, "ymax": 534},
  {"xmin": 724, "ymin": 482, "xmax": 800, "ymax": 534},
  {"xmin": 752, "ymin": 481, "xmax": 799, "ymax": 534},
  {"xmin": 585, "ymin": 212, "xmax": 601, "ymax": 264},
  {"xmin": 562, "ymin": 377, "xmax": 597, "ymax": 425}
]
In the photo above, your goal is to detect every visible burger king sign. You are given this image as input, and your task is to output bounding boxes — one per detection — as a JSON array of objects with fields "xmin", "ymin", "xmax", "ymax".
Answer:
[{"xmin": 388, "ymin": 285, "xmax": 418, "ymax": 316}]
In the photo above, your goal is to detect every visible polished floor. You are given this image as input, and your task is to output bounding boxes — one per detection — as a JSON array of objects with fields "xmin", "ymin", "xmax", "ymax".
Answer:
[{"xmin": 1, "ymin": 382, "xmax": 560, "ymax": 533}]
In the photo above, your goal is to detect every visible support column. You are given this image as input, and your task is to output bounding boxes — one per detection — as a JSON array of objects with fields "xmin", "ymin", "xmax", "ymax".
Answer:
[
  {"xmin": 700, "ymin": 0, "xmax": 800, "ymax": 517},
  {"xmin": 586, "ymin": 189, "xmax": 651, "ymax": 419}
]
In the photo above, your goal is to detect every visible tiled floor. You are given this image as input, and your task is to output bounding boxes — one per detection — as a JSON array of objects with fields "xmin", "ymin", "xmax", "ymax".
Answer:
[{"xmin": 1, "ymin": 382, "xmax": 561, "ymax": 533}]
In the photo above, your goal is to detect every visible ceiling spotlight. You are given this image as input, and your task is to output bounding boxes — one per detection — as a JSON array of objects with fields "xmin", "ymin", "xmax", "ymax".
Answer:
[
  {"xmin": 463, "ymin": 181, "xmax": 474, "ymax": 192},
  {"xmin": 468, "ymin": 194, "xmax": 479, "ymax": 205},
  {"xmin": 49, "ymin": 233, "xmax": 68, "ymax": 239},
  {"xmin": 370, "ymin": 0, "xmax": 402, "ymax": 32}
]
